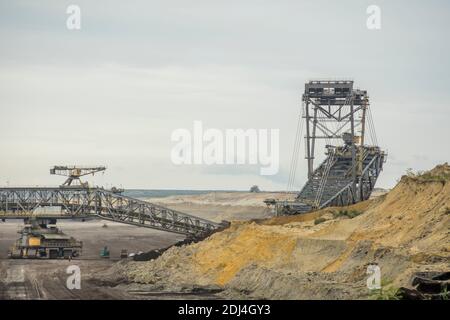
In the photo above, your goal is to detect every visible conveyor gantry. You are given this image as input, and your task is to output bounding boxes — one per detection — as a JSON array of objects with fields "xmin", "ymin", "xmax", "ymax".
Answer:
[{"xmin": 0, "ymin": 186, "xmax": 222, "ymax": 236}]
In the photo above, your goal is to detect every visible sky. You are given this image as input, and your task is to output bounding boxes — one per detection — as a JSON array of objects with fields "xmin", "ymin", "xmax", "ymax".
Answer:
[{"xmin": 0, "ymin": 0, "xmax": 449, "ymax": 190}]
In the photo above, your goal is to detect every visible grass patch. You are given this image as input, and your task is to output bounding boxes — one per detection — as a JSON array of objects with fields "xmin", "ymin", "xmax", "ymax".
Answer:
[
  {"xmin": 369, "ymin": 286, "xmax": 401, "ymax": 300},
  {"xmin": 369, "ymin": 279, "xmax": 402, "ymax": 300},
  {"xmin": 333, "ymin": 209, "xmax": 363, "ymax": 219},
  {"xmin": 314, "ymin": 217, "xmax": 327, "ymax": 225},
  {"xmin": 406, "ymin": 167, "xmax": 450, "ymax": 183},
  {"xmin": 439, "ymin": 287, "xmax": 449, "ymax": 300}
]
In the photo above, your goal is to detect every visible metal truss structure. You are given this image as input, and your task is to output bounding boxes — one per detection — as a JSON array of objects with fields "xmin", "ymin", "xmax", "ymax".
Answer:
[
  {"xmin": 266, "ymin": 80, "xmax": 386, "ymax": 215},
  {"xmin": 50, "ymin": 165, "xmax": 106, "ymax": 187},
  {"xmin": 0, "ymin": 187, "xmax": 221, "ymax": 236}
]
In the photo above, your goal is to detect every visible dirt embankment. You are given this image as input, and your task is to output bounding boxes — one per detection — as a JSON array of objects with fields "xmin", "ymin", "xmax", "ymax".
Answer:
[{"xmin": 102, "ymin": 164, "xmax": 450, "ymax": 299}]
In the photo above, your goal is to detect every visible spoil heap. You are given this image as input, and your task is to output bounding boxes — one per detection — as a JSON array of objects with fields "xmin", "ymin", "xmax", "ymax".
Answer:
[{"xmin": 105, "ymin": 164, "xmax": 450, "ymax": 299}]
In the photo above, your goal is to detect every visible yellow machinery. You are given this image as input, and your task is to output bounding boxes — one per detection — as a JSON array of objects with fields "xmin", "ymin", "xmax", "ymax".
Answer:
[
  {"xmin": 8, "ymin": 218, "xmax": 82, "ymax": 259},
  {"xmin": 28, "ymin": 237, "xmax": 41, "ymax": 247}
]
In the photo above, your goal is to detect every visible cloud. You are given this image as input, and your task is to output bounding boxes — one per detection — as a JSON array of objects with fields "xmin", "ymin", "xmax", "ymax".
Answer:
[{"xmin": 0, "ymin": 0, "xmax": 449, "ymax": 190}]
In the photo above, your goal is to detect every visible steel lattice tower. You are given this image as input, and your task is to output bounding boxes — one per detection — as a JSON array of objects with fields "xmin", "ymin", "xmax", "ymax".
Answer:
[{"xmin": 266, "ymin": 80, "xmax": 386, "ymax": 215}]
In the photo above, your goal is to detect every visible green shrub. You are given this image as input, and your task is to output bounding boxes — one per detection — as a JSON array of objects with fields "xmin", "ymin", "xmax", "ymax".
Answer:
[
  {"xmin": 314, "ymin": 217, "xmax": 327, "ymax": 225},
  {"xmin": 369, "ymin": 286, "xmax": 401, "ymax": 300},
  {"xmin": 369, "ymin": 279, "xmax": 401, "ymax": 300},
  {"xmin": 440, "ymin": 287, "xmax": 449, "ymax": 300},
  {"xmin": 333, "ymin": 210, "xmax": 363, "ymax": 219},
  {"xmin": 404, "ymin": 167, "xmax": 450, "ymax": 183}
]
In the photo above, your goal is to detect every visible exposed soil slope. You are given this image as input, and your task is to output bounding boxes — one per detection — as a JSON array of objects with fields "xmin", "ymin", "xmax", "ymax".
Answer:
[{"xmin": 105, "ymin": 164, "xmax": 450, "ymax": 299}]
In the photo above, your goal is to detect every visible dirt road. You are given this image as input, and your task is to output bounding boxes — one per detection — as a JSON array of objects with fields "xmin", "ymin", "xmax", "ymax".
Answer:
[
  {"xmin": 0, "ymin": 191, "xmax": 273, "ymax": 300},
  {"xmin": 0, "ymin": 219, "xmax": 185, "ymax": 299},
  {"xmin": 0, "ymin": 259, "xmax": 129, "ymax": 299}
]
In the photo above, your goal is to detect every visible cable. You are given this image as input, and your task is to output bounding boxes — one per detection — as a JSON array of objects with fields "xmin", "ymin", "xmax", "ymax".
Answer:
[
  {"xmin": 290, "ymin": 103, "xmax": 305, "ymax": 191},
  {"xmin": 369, "ymin": 106, "xmax": 378, "ymax": 146},
  {"xmin": 286, "ymin": 118, "xmax": 300, "ymax": 192},
  {"xmin": 286, "ymin": 101, "xmax": 305, "ymax": 193},
  {"xmin": 367, "ymin": 106, "xmax": 378, "ymax": 146}
]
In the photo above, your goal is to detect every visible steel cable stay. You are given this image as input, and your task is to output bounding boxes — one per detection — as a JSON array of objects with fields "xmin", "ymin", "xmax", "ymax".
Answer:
[
  {"xmin": 286, "ymin": 114, "xmax": 301, "ymax": 192},
  {"xmin": 287, "ymin": 102, "xmax": 305, "ymax": 193},
  {"xmin": 368, "ymin": 106, "xmax": 378, "ymax": 146}
]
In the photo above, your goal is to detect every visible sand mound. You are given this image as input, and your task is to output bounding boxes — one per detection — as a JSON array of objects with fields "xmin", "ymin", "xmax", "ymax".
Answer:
[
  {"xmin": 112, "ymin": 164, "xmax": 450, "ymax": 299},
  {"xmin": 150, "ymin": 192, "xmax": 296, "ymax": 222},
  {"xmin": 150, "ymin": 192, "xmax": 294, "ymax": 208}
]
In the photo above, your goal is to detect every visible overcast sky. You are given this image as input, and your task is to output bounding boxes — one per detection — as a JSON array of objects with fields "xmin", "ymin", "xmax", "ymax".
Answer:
[{"xmin": 0, "ymin": 0, "xmax": 449, "ymax": 190}]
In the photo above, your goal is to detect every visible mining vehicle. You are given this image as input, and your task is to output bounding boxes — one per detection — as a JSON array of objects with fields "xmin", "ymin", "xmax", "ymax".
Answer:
[
  {"xmin": 120, "ymin": 249, "xmax": 128, "ymax": 259},
  {"xmin": 100, "ymin": 246, "xmax": 110, "ymax": 258},
  {"xmin": 8, "ymin": 218, "xmax": 82, "ymax": 259}
]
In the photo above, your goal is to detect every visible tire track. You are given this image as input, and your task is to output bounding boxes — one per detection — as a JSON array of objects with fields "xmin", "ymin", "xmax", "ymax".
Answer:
[{"xmin": 32, "ymin": 278, "xmax": 42, "ymax": 299}]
